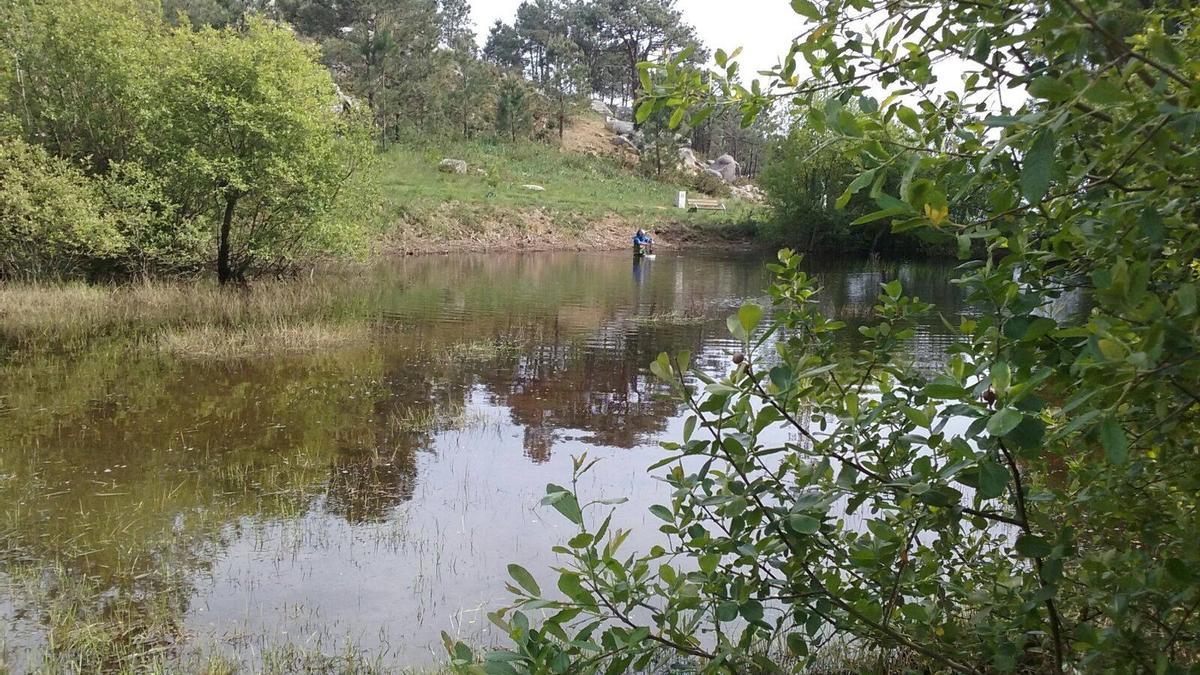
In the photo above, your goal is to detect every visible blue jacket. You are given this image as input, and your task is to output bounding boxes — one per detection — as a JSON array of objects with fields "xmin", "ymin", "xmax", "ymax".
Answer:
[{"xmin": 633, "ymin": 232, "xmax": 652, "ymax": 245}]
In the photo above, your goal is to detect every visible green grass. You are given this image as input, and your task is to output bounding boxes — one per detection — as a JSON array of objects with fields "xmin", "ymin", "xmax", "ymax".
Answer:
[{"xmin": 375, "ymin": 134, "xmax": 765, "ymax": 237}]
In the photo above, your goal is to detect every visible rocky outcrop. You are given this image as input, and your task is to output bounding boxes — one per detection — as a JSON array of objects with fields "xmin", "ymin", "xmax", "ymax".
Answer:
[
  {"xmin": 590, "ymin": 99, "xmax": 614, "ymax": 117},
  {"xmin": 610, "ymin": 135, "xmax": 639, "ymax": 153},
  {"xmin": 678, "ymin": 147, "xmax": 704, "ymax": 174},
  {"xmin": 332, "ymin": 83, "xmax": 356, "ymax": 114},
  {"xmin": 709, "ymin": 154, "xmax": 739, "ymax": 182},
  {"xmin": 438, "ymin": 158, "xmax": 468, "ymax": 174},
  {"xmin": 730, "ymin": 183, "xmax": 767, "ymax": 203},
  {"xmin": 606, "ymin": 117, "xmax": 635, "ymax": 136}
]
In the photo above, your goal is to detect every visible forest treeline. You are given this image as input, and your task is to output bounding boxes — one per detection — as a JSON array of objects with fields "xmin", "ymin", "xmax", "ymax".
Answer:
[
  {"xmin": 0, "ymin": 0, "xmax": 770, "ymax": 283},
  {"xmin": 0, "ymin": 0, "xmax": 942, "ymax": 283}
]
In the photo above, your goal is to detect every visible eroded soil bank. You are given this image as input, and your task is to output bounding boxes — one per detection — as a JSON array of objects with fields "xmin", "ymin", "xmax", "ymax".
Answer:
[{"xmin": 379, "ymin": 204, "xmax": 759, "ymax": 255}]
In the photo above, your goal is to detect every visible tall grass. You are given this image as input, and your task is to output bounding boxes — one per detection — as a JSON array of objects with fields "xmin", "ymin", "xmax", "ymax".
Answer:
[{"xmin": 0, "ymin": 277, "xmax": 378, "ymax": 354}]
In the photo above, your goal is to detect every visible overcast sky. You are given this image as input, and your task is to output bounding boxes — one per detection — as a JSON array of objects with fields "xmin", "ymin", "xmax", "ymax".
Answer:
[{"xmin": 470, "ymin": 0, "xmax": 807, "ymax": 78}]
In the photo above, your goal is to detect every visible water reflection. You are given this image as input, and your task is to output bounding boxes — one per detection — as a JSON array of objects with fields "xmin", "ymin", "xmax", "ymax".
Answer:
[{"xmin": 0, "ymin": 251, "xmax": 969, "ymax": 669}]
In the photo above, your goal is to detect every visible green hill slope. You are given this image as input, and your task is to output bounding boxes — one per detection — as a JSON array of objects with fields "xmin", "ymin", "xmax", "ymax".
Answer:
[{"xmin": 374, "ymin": 131, "xmax": 764, "ymax": 254}]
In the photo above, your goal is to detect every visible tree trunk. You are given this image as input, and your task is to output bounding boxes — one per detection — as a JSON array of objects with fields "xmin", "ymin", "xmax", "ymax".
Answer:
[{"xmin": 217, "ymin": 194, "xmax": 238, "ymax": 285}]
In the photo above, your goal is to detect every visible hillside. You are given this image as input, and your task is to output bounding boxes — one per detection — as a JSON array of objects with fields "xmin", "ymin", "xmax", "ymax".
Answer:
[{"xmin": 375, "ymin": 113, "xmax": 767, "ymax": 254}]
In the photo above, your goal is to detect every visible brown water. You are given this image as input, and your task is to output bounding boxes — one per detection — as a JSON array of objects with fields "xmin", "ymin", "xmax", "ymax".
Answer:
[{"xmin": 0, "ymin": 251, "xmax": 966, "ymax": 670}]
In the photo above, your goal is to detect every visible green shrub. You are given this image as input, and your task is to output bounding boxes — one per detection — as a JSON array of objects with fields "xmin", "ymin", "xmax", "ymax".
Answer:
[
  {"xmin": 690, "ymin": 170, "xmax": 731, "ymax": 198},
  {"xmin": 463, "ymin": 0, "xmax": 1200, "ymax": 672},
  {"xmin": 0, "ymin": 139, "xmax": 123, "ymax": 279}
]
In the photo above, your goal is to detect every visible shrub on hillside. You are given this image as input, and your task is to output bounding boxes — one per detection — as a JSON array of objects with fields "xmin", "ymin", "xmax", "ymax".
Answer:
[{"xmin": 690, "ymin": 170, "xmax": 731, "ymax": 198}]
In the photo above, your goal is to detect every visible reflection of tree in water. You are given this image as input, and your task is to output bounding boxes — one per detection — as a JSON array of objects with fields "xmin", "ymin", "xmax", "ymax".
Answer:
[
  {"xmin": 322, "ymin": 352, "xmax": 475, "ymax": 521},
  {"xmin": 324, "ymin": 445, "xmax": 419, "ymax": 524},
  {"xmin": 481, "ymin": 322, "xmax": 708, "ymax": 462}
]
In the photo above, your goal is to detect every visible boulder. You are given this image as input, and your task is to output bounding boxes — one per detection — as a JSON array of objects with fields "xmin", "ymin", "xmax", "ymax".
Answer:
[
  {"xmin": 704, "ymin": 168, "xmax": 725, "ymax": 180},
  {"xmin": 438, "ymin": 158, "xmax": 468, "ymax": 174},
  {"xmin": 331, "ymin": 83, "xmax": 356, "ymax": 114},
  {"xmin": 610, "ymin": 135, "xmax": 639, "ymax": 153},
  {"xmin": 606, "ymin": 117, "xmax": 635, "ymax": 136},
  {"xmin": 590, "ymin": 99, "xmax": 614, "ymax": 117},
  {"xmin": 709, "ymin": 154, "xmax": 739, "ymax": 182},
  {"xmin": 731, "ymin": 183, "xmax": 767, "ymax": 203},
  {"xmin": 677, "ymin": 147, "xmax": 704, "ymax": 174}
]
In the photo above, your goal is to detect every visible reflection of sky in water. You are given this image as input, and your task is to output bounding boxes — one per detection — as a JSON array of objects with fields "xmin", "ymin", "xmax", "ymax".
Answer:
[{"xmin": 0, "ymin": 251, "xmax": 974, "ymax": 668}]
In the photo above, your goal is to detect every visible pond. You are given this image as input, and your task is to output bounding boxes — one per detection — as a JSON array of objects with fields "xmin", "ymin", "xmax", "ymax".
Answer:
[{"xmin": 0, "ymin": 251, "xmax": 967, "ymax": 671}]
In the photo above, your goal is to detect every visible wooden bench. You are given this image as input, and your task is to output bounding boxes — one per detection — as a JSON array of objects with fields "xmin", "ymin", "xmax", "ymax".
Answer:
[{"xmin": 686, "ymin": 197, "xmax": 726, "ymax": 212}]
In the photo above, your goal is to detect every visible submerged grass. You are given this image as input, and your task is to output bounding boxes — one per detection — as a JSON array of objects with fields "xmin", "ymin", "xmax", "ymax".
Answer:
[
  {"xmin": 158, "ymin": 321, "xmax": 373, "ymax": 359},
  {"xmin": 440, "ymin": 337, "xmax": 523, "ymax": 363},
  {"xmin": 629, "ymin": 311, "xmax": 710, "ymax": 326}
]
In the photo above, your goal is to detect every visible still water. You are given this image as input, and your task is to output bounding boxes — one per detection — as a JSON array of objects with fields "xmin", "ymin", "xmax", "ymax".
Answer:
[{"xmin": 0, "ymin": 251, "xmax": 965, "ymax": 670}]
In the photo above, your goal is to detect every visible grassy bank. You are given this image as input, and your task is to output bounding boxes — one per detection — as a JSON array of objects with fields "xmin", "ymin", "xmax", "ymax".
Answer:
[
  {"xmin": 374, "ymin": 124, "xmax": 766, "ymax": 254},
  {"xmin": 0, "ymin": 278, "xmax": 377, "ymax": 354}
]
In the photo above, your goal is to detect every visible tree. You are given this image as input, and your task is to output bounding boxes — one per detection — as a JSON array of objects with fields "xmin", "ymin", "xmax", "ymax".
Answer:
[
  {"xmin": 161, "ymin": 0, "xmax": 273, "ymax": 28},
  {"xmin": 0, "ymin": 0, "xmax": 160, "ymax": 173},
  {"xmin": 437, "ymin": 0, "xmax": 474, "ymax": 52},
  {"xmin": 438, "ymin": 51, "xmax": 500, "ymax": 138},
  {"xmin": 595, "ymin": 0, "xmax": 703, "ymax": 103},
  {"xmin": 544, "ymin": 35, "xmax": 587, "ymax": 142},
  {"xmin": 455, "ymin": 0, "xmax": 1200, "ymax": 672},
  {"xmin": 758, "ymin": 115, "xmax": 933, "ymax": 255},
  {"xmin": 495, "ymin": 76, "xmax": 533, "ymax": 142},
  {"xmin": 483, "ymin": 20, "xmax": 524, "ymax": 70},
  {"xmin": 154, "ymin": 18, "xmax": 373, "ymax": 284}
]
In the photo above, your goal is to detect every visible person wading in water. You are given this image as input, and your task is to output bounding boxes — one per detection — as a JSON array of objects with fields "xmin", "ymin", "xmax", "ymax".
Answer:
[{"xmin": 633, "ymin": 229, "xmax": 654, "ymax": 256}]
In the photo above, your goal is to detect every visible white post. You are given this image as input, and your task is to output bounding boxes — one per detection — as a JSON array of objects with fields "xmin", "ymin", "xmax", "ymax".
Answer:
[{"xmin": 677, "ymin": 190, "xmax": 687, "ymax": 209}]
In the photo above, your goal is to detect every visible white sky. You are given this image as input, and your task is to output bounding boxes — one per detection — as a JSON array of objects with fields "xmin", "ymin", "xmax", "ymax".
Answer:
[{"xmin": 470, "ymin": 0, "xmax": 807, "ymax": 78}]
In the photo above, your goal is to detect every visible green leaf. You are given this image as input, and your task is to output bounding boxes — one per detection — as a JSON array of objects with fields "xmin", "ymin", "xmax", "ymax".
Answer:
[
  {"xmin": 1027, "ymin": 76, "xmax": 1073, "ymax": 102},
  {"xmin": 1015, "ymin": 533, "xmax": 1053, "ymax": 558},
  {"xmin": 1084, "ymin": 79, "xmax": 1131, "ymax": 105},
  {"xmin": 987, "ymin": 408, "xmax": 1024, "ymax": 436},
  {"xmin": 788, "ymin": 513, "xmax": 820, "ymax": 534},
  {"xmin": 543, "ymin": 484, "xmax": 583, "ymax": 524},
  {"xmin": 924, "ymin": 377, "xmax": 967, "ymax": 399},
  {"xmin": 790, "ymin": 0, "xmax": 821, "ymax": 20},
  {"xmin": 668, "ymin": 106, "xmax": 685, "ymax": 129},
  {"xmin": 1020, "ymin": 129, "xmax": 1055, "ymax": 204},
  {"xmin": 1098, "ymin": 416, "xmax": 1128, "ymax": 465},
  {"xmin": 786, "ymin": 632, "xmax": 809, "ymax": 656},
  {"xmin": 739, "ymin": 599, "xmax": 764, "ymax": 622},
  {"xmin": 716, "ymin": 601, "xmax": 739, "ymax": 621},
  {"xmin": 507, "ymin": 564, "xmax": 540, "ymax": 596},
  {"xmin": 727, "ymin": 314, "xmax": 748, "ymax": 342},
  {"xmin": 649, "ymin": 504, "xmax": 673, "ymax": 521},
  {"xmin": 836, "ymin": 168, "xmax": 876, "ymax": 209},
  {"xmin": 1166, "ymin": 558, "xmax": 1195, "ymax": 583},
  {"xmin": 738, "ymin": 302, "xmax": 764, "ymax": 333},
  {"xmin": 977, "ymin": 459, "xmax": 1009, "ymax": 500},
  {"xmin": 851, "ymin": 206, "xmax": 909, "ymax": 226},
  {"xmin": 896, "ymin": 105, "xmax": 921, "ymax": 132},
  {"xmin": 635, "ymin": 101, "xmax": 654, "ymax": 124}
]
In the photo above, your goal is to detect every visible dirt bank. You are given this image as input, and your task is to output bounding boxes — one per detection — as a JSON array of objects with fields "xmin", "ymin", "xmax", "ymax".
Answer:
[{"xmin": 379, "ymin": 202, "xmax": 757, "ymax": 255}]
